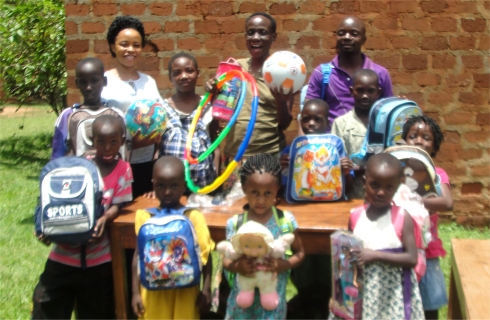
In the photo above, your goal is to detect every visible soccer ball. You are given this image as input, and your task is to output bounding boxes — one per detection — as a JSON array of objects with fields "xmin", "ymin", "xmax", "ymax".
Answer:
[
  {"xmin": 262, "ymin": 51, "xmax": 307, "ymax": 94},
  {"xmin": 125, "ymin": 100, "xmax": 167, "ymax": 140}
]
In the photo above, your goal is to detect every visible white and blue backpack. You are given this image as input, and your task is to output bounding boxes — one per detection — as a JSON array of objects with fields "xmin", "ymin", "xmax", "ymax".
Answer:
[
  {"xmin": 67, "ymin": 106, "xmax": 127, "ymax": 160},
  {"xmin": 34, "ymin": 156, "xmax": 104, "ymax": 244},
  {"xmin": 298, "ymin": 63, "xmax": 333, "ymax": 117},
  {"xmin": 351, "ymin": 97, "xmax": 423, "ymax": 164},
  {"xmin": 138, "ymin": 207, "xmax": 202, "ymax": 290},
  {"xmin": 286, "ymin": 134, "xmax": 346, "ymax": 203}
]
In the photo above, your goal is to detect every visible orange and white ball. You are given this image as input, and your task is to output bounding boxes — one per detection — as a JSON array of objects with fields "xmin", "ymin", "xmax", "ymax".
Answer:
[{"xmin": 262, "ymin": 51, "xmax": 307, "ymax": 94}]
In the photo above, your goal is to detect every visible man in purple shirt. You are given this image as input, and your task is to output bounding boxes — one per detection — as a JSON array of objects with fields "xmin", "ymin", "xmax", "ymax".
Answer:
[{"xmin": 306, "ymin": 16, "xmax": 393, "ymax": 129}]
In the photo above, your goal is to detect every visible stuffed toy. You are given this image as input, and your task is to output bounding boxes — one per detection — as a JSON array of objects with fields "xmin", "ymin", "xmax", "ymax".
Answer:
[{"xmin": 216, "ymin": 220, "xmax": 294, "ymax": 310}]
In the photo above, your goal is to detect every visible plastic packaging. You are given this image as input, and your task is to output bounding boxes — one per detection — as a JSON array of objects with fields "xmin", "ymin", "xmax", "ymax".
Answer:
[
  {"xmin": 187, "ymin": 181, "xmax": 245, "ymax": 211},
  {"xmin": 212, "ymin": 58, "xmax": 243, "ymax": 121}
]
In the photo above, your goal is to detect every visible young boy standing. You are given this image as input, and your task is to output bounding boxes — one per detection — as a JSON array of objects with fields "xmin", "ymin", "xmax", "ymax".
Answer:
[
  {"xmin": 51, "ymin": 57, "xmax": 126, "ymax": 160},
  {"xmin": 280, "ymin": 99, "xmax": 353, "ymax": 319},
  {"xmin": 131, "ymin": 156, "xmax": 214, "ymax": 319},
  {"xmin": 280, "ymin": 99, "xmax": 353, "ymax": 187},
  {"xmin": 331, "ymin": 68, "xmax": 382, "ymax": 198},
  {"xmin": 33, "ymin": 115, "xmax": 133, "ymax": 319}
]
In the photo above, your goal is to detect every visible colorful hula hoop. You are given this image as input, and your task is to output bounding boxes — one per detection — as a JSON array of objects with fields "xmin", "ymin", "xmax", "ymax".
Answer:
[
  {"xmin": 184, "ymin": 70, "xmax": 259, "ymax": 194},
  {"xmin": 184, "ymin": 70, "xmax": 247, "ymax": 165}
]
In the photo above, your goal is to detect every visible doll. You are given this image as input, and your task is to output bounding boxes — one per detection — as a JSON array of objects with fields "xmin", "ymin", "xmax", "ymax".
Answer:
[{"xmin": 217, "ymin": 220, "xmax": 294, "ymax": 310}]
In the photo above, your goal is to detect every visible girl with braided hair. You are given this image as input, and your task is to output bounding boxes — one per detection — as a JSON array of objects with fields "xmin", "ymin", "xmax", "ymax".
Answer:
[{"xmin": 222, "ymin": 154, "xmax": 304, "ymax": 319}]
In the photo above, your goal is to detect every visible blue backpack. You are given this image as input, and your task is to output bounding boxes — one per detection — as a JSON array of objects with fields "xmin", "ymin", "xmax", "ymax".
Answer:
[
  {"xmin": 299, "ymin": 63, "xmax": 333, "ymax": 115},
  {"xmin": 34, "ymin": 156, "xmax": 104, "ymax": 244},
  {"xmin": 137, "ymin": 207, "xmax": 202, "ymax": 290},
  {"xmin": 351, "ymin": 97, "xmax": 423, "ymax": 164},
  {"xmin": 286, "ymin": 134, "xmax": 346, "ymax": 203}
]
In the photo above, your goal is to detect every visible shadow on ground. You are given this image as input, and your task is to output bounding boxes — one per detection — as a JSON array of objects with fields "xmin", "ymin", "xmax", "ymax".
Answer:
[{"xmin": 0, "ymin": 133, "xmax": 52, "ymax": 168}]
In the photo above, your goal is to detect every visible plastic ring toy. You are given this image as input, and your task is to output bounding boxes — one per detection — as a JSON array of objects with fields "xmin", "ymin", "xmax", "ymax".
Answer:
[
  {"xmin": 185, "ymin": 70, "xmax": 247, "ymax": 165},
  {"xmin": 184, "ymin": 70, "xmax": 259, "ymax": 194}
]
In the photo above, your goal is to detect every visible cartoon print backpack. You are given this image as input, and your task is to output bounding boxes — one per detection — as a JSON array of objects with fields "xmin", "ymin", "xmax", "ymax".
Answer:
[
  {"xmin": 385, "ymin": 145, "xmax": 442, "ymax": 198},
  {"xmin": 34, "ymin": 156, "xmax": 104, "ymax": 244},
  {"xmin": 286, "ymin": 134, "xmax": 346, "ymax": 202},
  {"xmin": 351, "ymin": 97, "xmax": 423, "ymax": 164},
  {"xmin": 137, "ymin": 207, "xmax": 202, "ymax": 290},
  {"xmin": 350, "ymin": 204, "xmax": 427, "ymax": 281},
  {"xmin": 67, "ymin": 107, "xmax": 127, "ymax": 160}
]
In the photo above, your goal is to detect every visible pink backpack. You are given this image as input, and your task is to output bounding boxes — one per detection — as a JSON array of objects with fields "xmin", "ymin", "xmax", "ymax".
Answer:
[{"xmin": 350, "ymin": 204, "xmax": 426, "ymax": 281}]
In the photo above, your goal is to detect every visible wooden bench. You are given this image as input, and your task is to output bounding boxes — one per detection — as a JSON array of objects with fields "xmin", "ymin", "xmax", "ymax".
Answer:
[
  {"xmin": 448, "ymin": 239, "xmax": 490, "ymax": 319},
  {"xmin": 109, "ymin": 196, "xmax": 362, "ymax": 319}
]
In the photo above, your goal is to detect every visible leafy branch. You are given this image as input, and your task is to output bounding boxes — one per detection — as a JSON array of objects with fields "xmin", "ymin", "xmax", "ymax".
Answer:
[{"xmin": 0, "ymin": 0, "xmax": 67, "ymax": 115}]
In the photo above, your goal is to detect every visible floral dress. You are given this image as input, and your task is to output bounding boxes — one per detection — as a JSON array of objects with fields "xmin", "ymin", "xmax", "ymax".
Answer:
[
  {"xmin": 224, "ymin": 209, "xmax": 298, "ymax": 320},
  {"xmin": 352, "ymin": 207, "xmax": 424, "ymax": 320}
]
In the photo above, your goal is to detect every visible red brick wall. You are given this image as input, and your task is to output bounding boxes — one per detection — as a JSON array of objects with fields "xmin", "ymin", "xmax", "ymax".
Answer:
[{"xmin": 65, "ymin": 0, "xmax": 489, "ymax": 225}]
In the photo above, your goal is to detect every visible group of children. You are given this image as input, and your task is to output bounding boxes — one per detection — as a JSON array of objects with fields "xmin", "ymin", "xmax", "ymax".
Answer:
[{"xmin": 32, "ymin": 49, "xmax": 452, "ymax": 320}]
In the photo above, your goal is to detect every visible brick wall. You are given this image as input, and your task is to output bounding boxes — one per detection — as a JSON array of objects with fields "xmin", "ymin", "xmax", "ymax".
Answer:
[{"xmin": 65, "ymin": 0, "xmax": 489, "ymax": 226}]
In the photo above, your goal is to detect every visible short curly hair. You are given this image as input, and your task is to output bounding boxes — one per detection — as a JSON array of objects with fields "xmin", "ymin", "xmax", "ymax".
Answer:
[
  {"xmin": 106, "ymin": 16, "xmax": 146, "ymax": 57},
  {"xmin": 401, "ymin": 115, "xmax": 444, "ymax": 157}
]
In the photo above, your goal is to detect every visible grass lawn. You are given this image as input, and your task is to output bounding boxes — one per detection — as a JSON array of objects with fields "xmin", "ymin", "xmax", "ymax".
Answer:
[
  {"xmin": 0, "ymin": 105, "xmax": 488, "ymax": 319},
  {"xmin": 0, "ymin": 105, "xmax": 56, "ymax": 319}
]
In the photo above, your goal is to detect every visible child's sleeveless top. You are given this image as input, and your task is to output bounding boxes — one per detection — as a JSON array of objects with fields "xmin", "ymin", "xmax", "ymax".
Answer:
[
  {"xmin": 353, "ymin": 207, "xmax": 401, "ymax": 250},
  {"xmin": 350, "ymin": 207, "xmax": 424, "ymax": 320}
]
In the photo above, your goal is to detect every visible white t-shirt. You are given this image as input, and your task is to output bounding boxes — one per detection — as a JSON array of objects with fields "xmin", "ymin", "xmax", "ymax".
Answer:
[{"xmin": 102, "ymin": 71, "xmax": 164, "ymax": 164}]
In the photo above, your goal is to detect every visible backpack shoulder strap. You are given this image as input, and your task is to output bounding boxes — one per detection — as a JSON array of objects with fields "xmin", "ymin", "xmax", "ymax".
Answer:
[
  {"xmin": 146, "ymin": 207, "xmax": 166, "ymax": 216},
  {"xmin": 320, "ymin": 62, "xmax": 333, "ymax": 100},
  {"xmin": 349, "ymin": 204, "xmax": 367, "ymax": 231},
  {"xmin": 299, "ymin": 84, "xmax": 309, "ymax": 115},
  {"xmin": 232, "ymin": 212, "xmax": 247, "ymax": 233},
  {"xmin": 273, "ymin": 207, "xmax": 294, "ymax": 234},
  {"xmin": 273, "ymin": 207, "xmax": 294, "ymax": 257},
  {"xmin": 391, "ymin": 204, "xmax": 405, "ymax": 241},
  {"xmin": 320, "ymin": 63, "xmax": 333, "ymax": 84},
  {"xmin": 226, "ymin": 212, "xmax": 247, "ymax": 288}
]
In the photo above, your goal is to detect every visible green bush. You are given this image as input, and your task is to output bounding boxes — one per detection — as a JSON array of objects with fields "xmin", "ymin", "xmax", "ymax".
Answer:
[{"xmin": 0, "ymin": 0, "xmax": 66, "ymax": 115}]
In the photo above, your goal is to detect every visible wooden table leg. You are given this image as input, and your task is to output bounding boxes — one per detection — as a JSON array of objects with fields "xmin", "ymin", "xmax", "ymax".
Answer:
[
  {"xmin": 110, "ymin": 226, "xmax": 128, "ymax": 319},
  {"xmin": 448, "ymin": 253, "xmax": 463, "ymax": 320}
]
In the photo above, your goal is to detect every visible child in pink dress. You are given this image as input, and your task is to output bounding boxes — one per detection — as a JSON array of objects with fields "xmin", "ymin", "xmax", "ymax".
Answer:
[{"xmin": 341, "ymin": 153, "xmax": 424, "ymax": 319}]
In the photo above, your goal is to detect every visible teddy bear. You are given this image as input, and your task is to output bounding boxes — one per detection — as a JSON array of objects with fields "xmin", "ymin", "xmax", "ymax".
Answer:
[{"xmin": 216, "ymin": 220, "xmax": 294, "ymax": 310}]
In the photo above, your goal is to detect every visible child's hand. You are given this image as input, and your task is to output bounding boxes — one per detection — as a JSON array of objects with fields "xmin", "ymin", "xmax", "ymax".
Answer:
[
  {"xmin": 90, "ymin": 215, "xmax": 108, "ymax": 242},
  {"xmin": 279, "ymin": 154, "xmax": 290, "ymax": 170},
  {"xmin": 351, "ymin": 248, "xmax": 378, "ymax": 266},
  {"xmin": 131, "ymin": 292, "xmax": 145, "ymax": 317},
  {"xmin": 264, "ymin": 257, "xmax": 290, "ymax": 274},
  {"xmin": 196, "ymin": 288, "xmax": 211, "ymax": 316},
  {"xmin": 340, "ymin": 157, "xmax": 354, "ymax": 175},
  {"xmin": 34, "ymin": 232, "xmax": 51, "ymax": 246},
  {"xmin": 205, "ymin": 77, "xmax": 219, "ymax": 95},
  {"xmin": 233, "ymin": 256, "xmax": 256, "ymax": 277},
  {"xmin": 143, "ymin": 191, "xmax": 156, "ymax": 199}
]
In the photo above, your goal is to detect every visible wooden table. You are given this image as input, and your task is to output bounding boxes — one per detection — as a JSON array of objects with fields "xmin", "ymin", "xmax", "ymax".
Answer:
[
  {"xmin": 110, "ymin": 197, "xmax": 363, "ymax": 319},
  {"xmin": 448, "ymin": 239, "xmax": 490, "ymax": 319}
]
